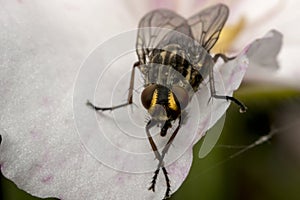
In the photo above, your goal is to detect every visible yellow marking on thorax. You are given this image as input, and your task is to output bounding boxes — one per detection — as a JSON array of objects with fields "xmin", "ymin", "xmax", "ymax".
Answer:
[
  {"xmin": 150, "ymin": 89, "xmax": 158, "ymax": 108},
  {"xmin": 211, "ymin": 17, "xmax": 246, "ymax": 53},
  {"xmin": 168, "ymin": 92, "xmax": 178, "ymax": 111}
]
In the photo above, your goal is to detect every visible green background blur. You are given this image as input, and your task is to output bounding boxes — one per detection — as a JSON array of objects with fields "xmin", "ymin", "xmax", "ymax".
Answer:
[{"xmin": 1, "ymin": 85, "xmax": 300, "ymax": 200}]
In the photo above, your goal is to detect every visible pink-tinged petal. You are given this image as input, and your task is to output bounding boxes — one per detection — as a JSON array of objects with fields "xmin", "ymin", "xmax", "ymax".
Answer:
[
  {"xmin": 1, "ymin": 1, "xmax": 190, "ymax": 200},
  {"xmin": 0, "ymin": 1, "xmax": 195, "ymax": 199}
]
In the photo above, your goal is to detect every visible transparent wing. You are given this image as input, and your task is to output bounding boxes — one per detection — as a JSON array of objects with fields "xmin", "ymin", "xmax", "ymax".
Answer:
[
  {"xmin": 136, "ymin": 9, "xmax": 191, "ymax": 64},
  {"xmin": 187, "ymin": 4, "xmax": 229, "ymax": 52}
]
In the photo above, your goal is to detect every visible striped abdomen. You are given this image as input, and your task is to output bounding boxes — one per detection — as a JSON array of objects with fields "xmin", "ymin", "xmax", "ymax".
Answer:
[{"xmin": 150, "ymin": 47, "xmax": 203, "ymax": 91}]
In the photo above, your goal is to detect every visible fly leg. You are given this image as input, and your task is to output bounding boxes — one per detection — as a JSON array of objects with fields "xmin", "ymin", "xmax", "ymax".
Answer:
[
  {"xmin": 146, "ymin": 120, "xmax": 176, "ymax": 199},
  {"xmin": 156, "ymin": 116, "xmax": 181, "ymax": 199},
  {"xmin": 213, "ymin": 53, "xmax": 235, "ymax": 63},
  {"xmin": 87, "ymin": 61, "xmax": 140, "ymax": 111},
  {"xmin": 211, "ymin": 54, "xmax": 247, "ymax": 112},
  {"xmin": 145, "ymin": 120, "xmax": 163, "ymax": 192},
  {"xmin": 146, "ymin": 117, "xmax": 182, "ymax": 199}
]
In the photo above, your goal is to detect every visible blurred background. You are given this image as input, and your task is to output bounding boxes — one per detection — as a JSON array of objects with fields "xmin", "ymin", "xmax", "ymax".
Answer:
[{"xmin": 2, "ymin": 85, "xmax": 300, "ymax": 199}]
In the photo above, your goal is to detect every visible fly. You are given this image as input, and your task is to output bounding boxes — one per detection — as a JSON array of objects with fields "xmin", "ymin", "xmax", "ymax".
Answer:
[{"xmin": 87, "ymin": 3, "xmax": 246, "ymax": 199}]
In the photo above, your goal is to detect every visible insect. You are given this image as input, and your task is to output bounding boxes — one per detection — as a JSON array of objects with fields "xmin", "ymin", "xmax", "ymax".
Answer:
[{"xmin": 87, "ymin": 3, "xmax": 246, "ymax": 199}]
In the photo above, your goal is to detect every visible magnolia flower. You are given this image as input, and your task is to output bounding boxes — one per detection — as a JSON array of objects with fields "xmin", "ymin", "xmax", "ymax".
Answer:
[{"xmin": 0, "ymin": 0, "xmax": 289, "ymax": 200}]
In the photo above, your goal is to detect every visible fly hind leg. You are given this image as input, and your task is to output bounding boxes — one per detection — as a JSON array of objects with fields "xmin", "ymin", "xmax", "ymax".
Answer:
[{"xmin": 87, "ymin": 61, "xmax": 140, "ymax": 111}]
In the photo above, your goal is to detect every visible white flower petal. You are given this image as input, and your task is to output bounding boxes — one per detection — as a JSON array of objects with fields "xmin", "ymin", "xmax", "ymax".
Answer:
[
  {"xmin": 195, "ymin": 52, "xmax": 248, "ymax": 157},
  {"xmin": 246, "ymin": 30, "xmax": 282, "ymax": 70},
  {"xmin": 244, "ymin": 30, "xmax": 284, "ymax": 85}
]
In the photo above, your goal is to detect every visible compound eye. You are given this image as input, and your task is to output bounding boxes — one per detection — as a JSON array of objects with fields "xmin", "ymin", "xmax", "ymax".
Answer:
[
  {"xmin": 172, "ymin": 86, "xmax": 189, "ymax": 109},
  {"xmin": 141, "ymin": 84, "xmax": 157, "ymax": 109}
]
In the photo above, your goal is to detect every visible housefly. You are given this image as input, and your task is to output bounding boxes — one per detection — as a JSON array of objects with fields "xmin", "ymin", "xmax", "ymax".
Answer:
[{"xmin": 87, "ymin": 3, "xmax": 246, "ymax": 199}]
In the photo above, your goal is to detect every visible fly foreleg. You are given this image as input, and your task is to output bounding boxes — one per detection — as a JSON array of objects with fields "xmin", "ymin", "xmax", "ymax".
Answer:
[{"xmin": 146, "ymin": 120, "xmax": 175, "ymax": 199}]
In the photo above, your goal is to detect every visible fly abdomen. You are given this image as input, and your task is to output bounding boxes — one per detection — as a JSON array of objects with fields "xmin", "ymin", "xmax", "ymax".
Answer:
[{"xmin": 150, "ymin": 48, "xmax": 203, "ymax": 91}]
